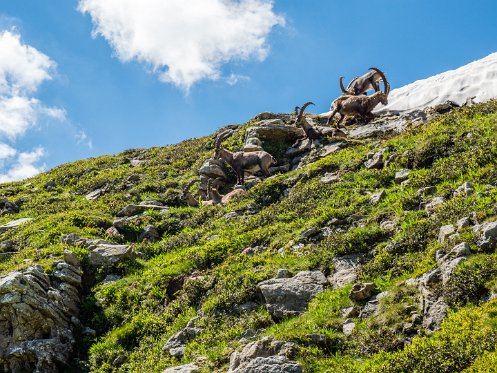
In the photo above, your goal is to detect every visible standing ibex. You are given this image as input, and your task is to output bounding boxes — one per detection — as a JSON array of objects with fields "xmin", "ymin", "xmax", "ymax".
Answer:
[
  {"xmin": 294, "ymin": 102, "xmax": 346, "ymax": 139},
  {"xmin": 340, "ymin": 67, "xmax": 387, "ymax": 96},
  {"xmin": 327, "ymin": 70, "xmax": 390, "ymax": 128},
  {"xmin": 215, "ymin": 131, "xmax": 276, "ymax": 185}
]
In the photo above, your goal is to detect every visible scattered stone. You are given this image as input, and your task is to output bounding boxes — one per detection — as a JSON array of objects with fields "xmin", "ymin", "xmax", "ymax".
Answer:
[
  {"xmin": 258, "ymin": 271, "xmax": 327, "ymax": 319},
  {"xmin": 102, "ymin": 274, "xmax": 122, "ymax": 284},
  {"xmin": 395, "ymin": 169, "xmax": 410, "ymax": 184},
  {"xmin": 457, "ymin": 217, "xmax": 471, "ymax": 231},
  {"xmin": 106, "ymin": 226, "xmax": 123, "ymax": 239},
  {"xmin": 349, "ymin": 282, "xmax": 375, "ymax": 301},
  {"xmin": 300, "ymin": 226, "xmax": 320, "ymax": 240},
  {"xmin": 0, "ymin": 198, "xmax": 19, "ymax": 215},
  {"xmin": 425, "ymin": 197, "xmax": 445, "ymax": 214},
  {"xmin": 364, "ymin": 152, "xmax": 384, "ymax": 169},
  {"xmin": 235, "ymin": 301, "xmax": 260, "ymax": 314},
  {"xmin": 228, "ymin": 336, "xmax": 302, "ymax": 373},
  {"xmin": 198, "ymin": 158, "xmax": 228, "ymax": 180},
  {"xmin": 340, "ymin": 306, "xmax": 361, "ymax": 319},
  {"xmin": 328, "ymin": 255, "xmax": 363, "ymax": 289},
  {"xmin": 88, "ymin": 244, "xmax": 134, "ymax": 267},
  {"xmin": 369, "ymin": 190, "xmax": 386, "ymax": 204},
  {"xmin": 0, "ymin": 217, "xmax": 33, "ymax": 233},
  {"xmin": 285, "ymin": 138, "xmax": 312, "ymax": 157},
  {"xmin": 163, "ymin": 318, "xmax": 204, "ymax": 359},
  {"xmin": 130, "ymin": 159, "xmax": 146, "ymax": 167},
  {"xmin": 320, "ymin": 172, "xmax": 340, "ymax": 184},
  {"xmin": 85, "ymin": 187, "xmax": 107, "ymax": 201},
  {"xmin": 380, "ymin": 220, "xmax": 396, "ymax": 231},
  {"xmin": 139, "ymin": 225, "xmax": 160, "ymax": 242},
  {"xmin": 474, "ymin": 220, "xmax": 497, "ymax": 250},
  {"xmin": 454, "ymin": 181, "xmax": 475, "ymax": 197},
  {"xmin": 438, "ymin": 225, "xmax": 455, "ymax": 243},
  {"xmin": 44, "ymin": 180, "xmax": 56, "ymax": 191},
  {"xmin": 342, "ymin": 320, "xmax": 356, "ymax": 336},
  {"xmin": 241, "ymin": 246, "xmax": 266, "ymax": 256},
  {"xmin": 417, "ymin": 186, "xmax": 436, "ymax": 197},
  {"xmin": 359, "ymin": 292, "xmax": 387, "ymax": 319}
]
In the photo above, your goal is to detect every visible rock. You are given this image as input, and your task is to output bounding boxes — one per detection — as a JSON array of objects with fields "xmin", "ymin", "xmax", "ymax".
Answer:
[
  {"xmin": 364, "ymin": 152, "xmax": 384, "ymax": 169},
  {"xmin": 450, "ymin": 242, "xmax": 471, "ymax": 257},
  {"xmin": 53, "ymin": 261, "xmax": 82, "ymax": 286},
  {"xmin": 163, "ymin": 363, "xmax": 200, "ymax": 373},
  {"xmin": 340, "ymin": 306, "xmax": 361, "ymax": 319},
  {"xmin": 349, "ymin": 282, "xmax": 375, "ymax": 301},
  {"xmin": 319, "ymin": 142, "xmax": 344, "ymax": 157},
  {"xmin": 431, "ymin": 100, "xmax": 459, "ymax": 114},
  {"xmin": 328, "ymin": 255, "xmax": 362, "ymax": 289},
  {"xmin": 0, "ymin": 239, "xmax": 15, "ymax": 253},
  {"xmin": 0, "ymin": 263, "xmax": 80, "ymax": 372},
  {"xmin": 117, "ymin": 204, "xmax": 168, "ymax": 217},
  {"xmin": 369, "ymin": 190, "xmax": 386, "ymax": 204},
  {"xmin": 88, "ymin": 244, "xmax": 134, "ymax": 267},
  {"xmin": 359, "ymin": 292, "xmax": 387, "ymax": 319},
  {"xmin": 276, "ymin": 269, "xmax": 291, "ymax": 279},
  {"xmin": 130, "ymin": 159, "xmax": 146, "ymax": 167},
  {"xmin": 139, "ymin": 200, "xmax": 164, "ymax": 207},
  {"xmin": 0, "ymin": 218, "xmax": 32, "ymax": 233},
  {"xmin": 438, "ymin": 225, "xmax": 456, "ymax": 243},
  {"xmin": 44, "ymin": 180, "xmax": 56, "ymax": 191},
  {"xmin": 417, "ymin": 186, "xmax": 436, "ymax": 197},
  {"xmin": 474, "ymin": 220, "xmax": 497, "ymax": 250},
  {"xmin": 106, "ymin": 226, "xmax": 123, "ymax": 239},
  {"xmin": 85, "ymin": 187, "xmax": 107, "ymax": 201},
  {"xmin": 163, "ymin": 318, "xmax": 204, "ymax": 358},
  {"xmin": 380, "ymin": 220, "xmax": 396, "ymax": 231},
  {"xmin": 342, "ymin": 320, "xmax": 356, "ymax": 336},
  {"xmin": 63, "ymin": 250, "xmax": 80, "ymax": 267},
  {"xmin": 395, "ymin": 169, "xmax": 410, "ymax": 184},
  {"xmin": 285, "ymin": 138, "xmax": 312, "ymax": 157},
  {"xmin": 228, "ymin": 337, "xmax": 302, "ymax": 373},
  {"xmin": 300, "ymin": 226, "xmax": 320, "ymax": 240},
  {"xmin": 102, "ymin": 274, "xmax": 121, "ymax": 284},
  {"xmin": 139, "ymin": 225, "xmax": 160, "ymax": 242},
  {"xmin": 320, "ymin": 172, "xmax": 340, "ymax": 184},
  {"xmin": 423, "ymin": 298, "xmax": 447, "ymax": 333},
  {"xmin": 457, "ymin": 217, "xmax": 471, "ymax": 231},
  {"xmin": 441, "ymin": 257, "xmax": 467, "ymax": 284},
  {"xmin": 454, "ymin": 181, "xmax": 474, "ymax": 197},
  {"xmin": 243, "ymin": 137, "xmax": 264, "ymax": 152},
  {"xmin": 246, "ymin": 122, "xmax": 304, "ymax": 143},
  {"xmin": 258, "ymin": 271, "xmax": 327, "ymax": 319},
  {"xmin": 0, "ymin": 198, "xmax": 19, "ymax": 215},
  {"xmin": 425, "ymin": 197, "xmax": 445, "ymax": 214},
  {"xmin": 198, "ymin": 158, "xmax": 228, "ymax": 180},
  {"xmin": 60, "ymin": 233, "xmax": 84, "ymax": 246}
]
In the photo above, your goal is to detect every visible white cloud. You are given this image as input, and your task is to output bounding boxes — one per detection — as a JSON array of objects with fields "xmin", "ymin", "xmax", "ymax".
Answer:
[
  {"xmin": 0, "ymin": 146, "xmax": 45, "ymax": 183},
  {"xmin": 78, "ymin": 0, "xmax": 284, "ymax": 90},
  {"xmin": 75, "ymin": 129, "xmax": 93, "ymax": 149},
  {"xmin": 0, "ymin": 30, "xmax": 63, "ymax": 182}
]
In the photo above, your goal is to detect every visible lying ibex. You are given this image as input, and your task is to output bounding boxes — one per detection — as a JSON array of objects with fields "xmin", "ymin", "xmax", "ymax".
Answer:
[
  {"xmin": 340, "ymin": 67, "xmax": 387, "ymax": 96},
  {"xmin": 207, "ymin": 178, "xmax": 246, "ymax": 205},
  {"xmin": 327, "ymin": 70, "xmax": 390, "ymax": 128},
  {"xmin": 294, "ymin": 102, "xmax": 346, "ymax": 139},
  {"xmin": 180, "ymin": 180, "xmax": 199, "ymax": 207},
  {"xmin": 215, "ymin": 131, "xmax": 276, "ymax": 185}
]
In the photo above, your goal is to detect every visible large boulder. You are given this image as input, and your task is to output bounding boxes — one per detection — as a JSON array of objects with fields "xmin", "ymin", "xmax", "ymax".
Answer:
[
  {"xmin": 116, "ymin": 204, "xmax": 168, "ymax": 217},
  {"xmin": 228, "ymin": 337, "xmax": 302, "ymax": 373},
  {"xmin": 88, "ymin": 244, "xmax": 134, "ymax": 267},
  {"xmin": 0, "ymin": 259, "xmax": 81, "ymax": 372},
  {"xmin": 198, "ymin": 158, "xmax": 228, "ymax": 180},
  {"xmin": 245, "ymin": 121, "xmax": 304, "ymax": 143},
  {"xmin": 258, "ymin": 271, "xmax": 327, "ymax": 319}
]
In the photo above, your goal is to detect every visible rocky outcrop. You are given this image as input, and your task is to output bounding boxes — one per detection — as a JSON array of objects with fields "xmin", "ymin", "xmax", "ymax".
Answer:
[
  {"xmin": 0, "ymin": 257, "xmax": 81, "ymax": 372},
  {"xmin": 245, "ymin": 120, "xmax": 304, "ymax": 143},
  {"xmin": 327, "ymin": 255, "xmax": 363, "ymax": 289},
  {"xmin": 228, "ymin": 337, "xmax": 302, "ymax": 373},
  {"xmin": 258, "ymin": 271, "xmax": 327, "ymax": 319}
]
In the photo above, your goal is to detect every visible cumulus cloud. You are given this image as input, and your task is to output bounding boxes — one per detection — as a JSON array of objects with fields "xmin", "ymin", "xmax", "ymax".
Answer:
[
  {"xmin": 0, "ymin": 146, "xmax": 45, "ymax": 183},
  {"xmin": 78, "ymin": 0, "xmax": 284, "ymax": 90},
  {"xmin": 0, "ymin": 30, "xmax": 62, "ymax": 182}
]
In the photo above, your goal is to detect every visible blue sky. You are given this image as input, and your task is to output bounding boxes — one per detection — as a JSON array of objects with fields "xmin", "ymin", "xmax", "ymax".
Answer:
[{"xmin": 0, "ymin": 0, "xmax": 496, "ymax": 181}]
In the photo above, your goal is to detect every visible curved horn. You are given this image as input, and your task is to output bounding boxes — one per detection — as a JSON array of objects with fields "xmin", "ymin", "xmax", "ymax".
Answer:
[
  {"xmin": 339, "ymin": 76, "xmax": 347, "ymax": 93},
  {"xmin": 369, "ymin": 67, "xmax": 389, "ymax": 95},
  {"xmin": 214, "ymin": 130, "xmax": 232, "ymax": 152},
  {"xmin": 294, "ymin": 106, "xmax": 300, "ymax": 117},
  {"xmin": 298, "ymin": 101, "xmax": 315, "ymax": 121}
]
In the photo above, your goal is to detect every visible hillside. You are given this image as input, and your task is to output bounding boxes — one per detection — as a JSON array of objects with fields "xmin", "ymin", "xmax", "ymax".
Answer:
[{"xmin": 2, "ymin": 98, "xmax": 497, "ymax": 371}]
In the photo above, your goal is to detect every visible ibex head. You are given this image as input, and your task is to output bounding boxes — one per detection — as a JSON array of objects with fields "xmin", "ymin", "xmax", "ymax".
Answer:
[
  {"xmin": 293, "ymin": 101, "xmax": 315, "ymax": 127},
  {"xmin": 214, "ymin": 130, "xmax": 233, "ymax": 159},
  {"xmin": 374, "ymin": 68, "xmax": 390, "ymax": 106}
]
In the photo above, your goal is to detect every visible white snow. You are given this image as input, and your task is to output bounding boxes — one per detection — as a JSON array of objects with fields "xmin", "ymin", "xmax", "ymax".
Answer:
[{"xmin": 321, "ymin": 52, "xmax": 497, "ymax": 116}]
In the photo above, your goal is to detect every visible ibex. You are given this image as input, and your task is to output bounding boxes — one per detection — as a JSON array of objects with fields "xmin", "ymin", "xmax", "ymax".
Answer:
[
  {"xmin": 340, "ymin": 67, "xmax": 387, "ymax": 96},
  {"xmin": 294, "ymin": 102, "xmax": 347, "ymax": 139},
  {"xmin": 208, "ymin": 178, "xmax": 246, "ymax": 205},
  {"xmin": 214, "ymin": 131, "xmax": 276, "ymax": 185},
  {"xmin": 180, "ymin": 180, "xmax": 199, "ymax": 207},
  {"xmin": 327, "ymin": 70, "xmax": 390, "ymax": 128}
]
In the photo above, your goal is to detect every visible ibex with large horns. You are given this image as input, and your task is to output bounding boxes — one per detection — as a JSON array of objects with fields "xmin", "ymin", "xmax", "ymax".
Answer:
[
  {"xmin": 180, "ymin": 179, "xmax": 199, "ymax": 207},
  {"xmin": 340, "ymin": 67, "xmax": 387, "ymax": 96},
  {"xmin": 327, "ymin": 69, "xmax": 390, "ymax": 128},
  {"xmin": 294, "ymin": 102, "xmax": 346, "ymax": 139},
  {"xmin": 214, "ymin": 131, "xmax": 276, "ymax": 185}
]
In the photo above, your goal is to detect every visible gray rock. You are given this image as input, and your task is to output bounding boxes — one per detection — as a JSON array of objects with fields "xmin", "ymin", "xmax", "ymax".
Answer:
[
  {"xmin": 340, "ymin": 306, "xmax": 360, "ymax": 318},
  {"xmin": 320, "ymin": 172, "xmax": 340, "ymax": 184},
  {"xmin": 0, "ymin": 217, "xmax": 32, "ymax": 233},
  {"xmin": 0, "ymin": 262, "xmax": 80, "ymax": 372},
  {"xmin": 139, "ymin": 225, "xmax": 160, "ymax": 242},
  {"xmin": 454, "ymin": 182, "xmax": 474, "ymax": 197},
  {"xmin": 457, "ymin": 217, "xmax": 471, "ymax": 231},
  {"xmin": 63, "ymin": 250, "xmax": 80, "ymax": 267},
  {"xmin": 441, "ymin": 257, "xmax": 467, "ymax": 284},
  {"xmin": 380, "ymin": 220, "xmax": 396, "ymax": 231},
  {"xmin": 102, "ymin": 274, "xmax": 121, "ymax": 284},
  {"xmin": 130, "ymin": 159, "xmax": 146, "ymax": 167},
  {"xmin": 228, "ymin": 337, "xmax": 302, "ymax": 373},
  {"xmin": 246, "ymin": 122, "xmax": 304, "ymax": 143},
  {"xmin": 438, "ymin": 225, "xmax": 455, "ymax": 243},
  {"xmin": 349, "ymin": 282, "xmax": 375, "ymax": 301},
  {"xmin": 198, "ymin": 158, "xmax": 228, "ymax": 180},
  {"xmin": 117, "ymin": 204, "xmax": 168, "ymax": 217},
  {"xmin": 327, "ymin": 255, "xmax": 363, "ymax": 289},
  {"xmin": 369, "ymin": 190, "xmax": 386, "ymax": 204},
  {"xmin": 342, "ymin": 320, "xmax": 356, "ymax": 336},
  {"xmin": 276, "ymin": 269, "xmax": 291, "ymax": 279},
  {"xmin": 416, "ymin": 186, "xmax": 436, "ymax": 197},
  {"xmin": 364, "ymin": 152, "xmax": 384, "ymax": 169},
  {"xmin": 300, "ymin": 226, "xmax": 320, "ymax": 240},
  {"xmin": 258, "ymin": 271, "xmax": 327, "ymax": 319},
  {"xmin": 85, "ymin": 187, "xmax": 107, "ymax": 201},
  {"xmin": 425, "ymin": 197, "xmax": 446, "ymax": 214},
  {"xmin": 88, "ymin": 244, "xmax": 134, "ymax": 267},
  {"xmin": 395, "ymin": 169, "xmax": 410, "ymax": 184},
  {"xmin": 163, "ymin": 318, "xmax": 204, "ymax": 358},
  {"xmin": 474, "ymin": 220, "xmax": 497, "ymax": 250},
  {"xmin": 285, "ymin": 138, "xmax": 312, "ymax": 157},
  {"xmin": 163, "ymin": 363, "xmax": 200, "ymax": 373}
]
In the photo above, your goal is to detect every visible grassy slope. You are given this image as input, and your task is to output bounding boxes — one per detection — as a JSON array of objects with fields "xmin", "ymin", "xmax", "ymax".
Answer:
[{"xmin": 2, "ymin": 102, "xmax": 497, "ymax": 372}]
